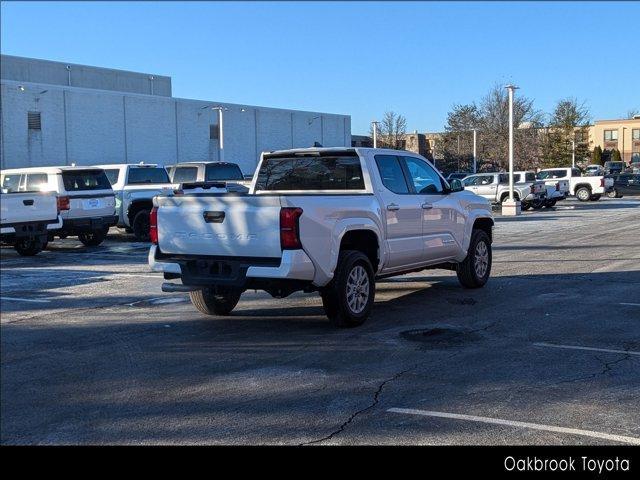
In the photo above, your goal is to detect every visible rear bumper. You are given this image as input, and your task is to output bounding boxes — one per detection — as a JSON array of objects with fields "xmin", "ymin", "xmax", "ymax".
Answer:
[
  {"xmin": 1, "ymin": 216, "xmax": 62, "ymax": 240},
  {"xmin": 60, "ymin": 215, "xmax": 118, "ymax": 234},
  {"xmin": 148, "ymin": 245, "xmax": 316, "ymax": 288}
]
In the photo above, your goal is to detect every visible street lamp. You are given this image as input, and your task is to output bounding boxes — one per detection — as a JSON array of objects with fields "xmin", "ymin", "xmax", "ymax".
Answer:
[
  {"xmin": 473, "ymin": 129, "xmax": 477, "ymax": 173},
  {"xmin": 371, "ymin": 121, "xmax": 379, "ymax": 148},
  {"xmin": 622, "ymin": 127, "xmax": 627, "ymax": 163},
  {"xmin": 202, "ymin": 105, "xmax": 228, "ymax": 162},
  {"xmin": 502, "ymin": 84, "xmax": 521, "ymax": 216}
]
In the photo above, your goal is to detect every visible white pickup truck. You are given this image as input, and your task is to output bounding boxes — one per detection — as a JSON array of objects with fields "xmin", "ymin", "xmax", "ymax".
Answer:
[
  {"xmin": 537, "ymin": 167, "xmax": 613, "ymax": 202},
  {"xmin": 97, "ymin": 164, "xmax": 176, "ymax": 241},
  {"xmin": 0, "ymin": 191, "xmax": 62, "ymax": 255},
  {"xmin": 149, "ymin": 147, "xmax": 494, "ymax": 327},
  {"xmin": 461, "ymin": 172, "xmax": 546, "ymax": 210},
  {"xmin": 515, "ymin": 171, "xmax": 569, "ymax": 208}
]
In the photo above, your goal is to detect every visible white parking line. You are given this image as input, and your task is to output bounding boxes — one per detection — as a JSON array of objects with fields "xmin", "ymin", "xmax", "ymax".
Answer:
[
  {"xmin": 0, "ymin": 296, "xmax": 51, "ymax": 304},
  {"xmin": 533, "ymin": 342, "xmax": 640, "ymax": 356},
  {"xmin": 619, "ymin": 302, "xmax": 640, "ymax": 307},
  {"xmin": 387, "ymin": 408, "xmax": 640, "ymax": 445}
]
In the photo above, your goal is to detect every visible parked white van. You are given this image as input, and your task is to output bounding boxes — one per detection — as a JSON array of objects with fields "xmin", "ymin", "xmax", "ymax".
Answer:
[{"xmin": 0, "ymin": 166, "xmax": 117, "ymax": 246}]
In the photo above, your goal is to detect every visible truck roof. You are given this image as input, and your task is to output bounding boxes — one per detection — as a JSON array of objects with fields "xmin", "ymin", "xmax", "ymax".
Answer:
[{"xmin": 1, "ymin": 165, "xmax": 107, "ymax": 174}]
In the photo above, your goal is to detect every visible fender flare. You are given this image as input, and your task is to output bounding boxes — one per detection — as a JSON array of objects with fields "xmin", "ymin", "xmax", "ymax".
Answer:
[
  {"xmin": 459, "ymin": 211, "xmax": 494, "ymax": 260},
  {"xmin": 327, "ymin": 218, "xmax": 385, "ymax": 277}
]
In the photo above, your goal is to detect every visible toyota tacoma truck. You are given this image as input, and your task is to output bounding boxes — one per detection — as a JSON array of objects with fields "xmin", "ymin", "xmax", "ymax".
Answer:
[
  {"xmin": 0, "ymin": 188, "xmax": 62, "ymax": 256},
  {"xmin": 167, "ymin": 161, "xmax": 251, "ymax": 190},
  {"xmin": 98, "ymin": 163, "xmax": 176, "ymax": 241},
  {"xmin": 537, "ymin": 167, "xmax": 613, "ymax": 202},
  {"xmin": 461, "ymin": 172, "xmax": 545, "ymax": 210},
  {"xmin": 149, "ymin": 147, "xmax": 494, "ymax": 327},
  {"xmin": 515, "ymin": 171, "xmax": 568, "ymax": 208}
]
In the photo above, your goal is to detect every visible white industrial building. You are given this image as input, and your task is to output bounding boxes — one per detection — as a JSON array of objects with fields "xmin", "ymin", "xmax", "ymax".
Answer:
[{"xmin": 0, "ymin": 55, "xmax": 351, "ymax": 174}]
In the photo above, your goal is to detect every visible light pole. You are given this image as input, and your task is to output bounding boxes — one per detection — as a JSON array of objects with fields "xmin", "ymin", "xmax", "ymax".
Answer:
[
  {"xmin": 371, "ymin": 121, "xmax": 379, "ymax": 148},
  {"xmin": 202, "ymin": 105, "xmax": 228, "ymax": 162},
  {"xmin": 571, "ymin": 138, "xmax": 576, "ymax": 168},
  {"xmin": 622, "ymin": 127, "xmax": 627, "ymax": 163},
  {"xmin": 503, "ymin": 84, "xmax": 520, "ymax": 216},
  {"xmin": 473, "ymin": 129, "xmax": 477, "ymax": 173}
]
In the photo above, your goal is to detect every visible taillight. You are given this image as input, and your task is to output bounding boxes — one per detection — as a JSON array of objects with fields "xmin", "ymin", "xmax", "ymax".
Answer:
[
  {"xmin": 149, "ymin": 206, "xmax": 158, "ymax": 245},
  {"xmin": 57, "ymin": 196, "xmax": 70, "ymax": 212},
  {"xmin": 600, "ymin": 178, "xmax": 605, "ymax": 187},
  {"xmin": 280, "ymin": 207, "xmax": 303, "ymax": 250},
  {"xmin": 556, "ymin": 182, "xmax": 560, "ymax": 191}
]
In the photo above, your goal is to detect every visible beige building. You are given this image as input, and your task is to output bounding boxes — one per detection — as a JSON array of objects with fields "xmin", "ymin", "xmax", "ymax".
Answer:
[{"xmin": 588, "ymin": 117, "xmax": 640, "ymax": 163}]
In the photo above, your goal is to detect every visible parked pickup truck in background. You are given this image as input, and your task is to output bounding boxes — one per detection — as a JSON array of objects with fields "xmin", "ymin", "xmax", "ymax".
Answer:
[
  {"xmin": 1, "ymin": 166, "xmax": 117, "ymax": 246},
  {"xmin": 167, "ymin": 161, "xmax": 251, "ymax": 191},
  {"xmin": 515, "ymin": 171, "xmax": 569, "ymax": 208},
  {"xmin": 0, "ymin": 190, "xmax": 62, "ymax": 255},
  {"xmin": 149, "ymin": 147, "xmax": 494, "ymax": 327},
  {"xmin": 98, "ymin": 163, "xmax": 176, "ymax": 241},
  {"xmin": 537, "ymin": 167, "xmax": 613, "ymax": 202},
  {"xmin": 461, "ymin": 172, "xmax": 545, "ymax": 210}
]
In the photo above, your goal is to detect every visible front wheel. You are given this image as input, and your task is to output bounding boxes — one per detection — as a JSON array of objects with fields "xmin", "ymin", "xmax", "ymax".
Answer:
[
  {"xmin": 189, "ymin": 287, "xmax": 242, "ymax": 316},
  {"xmin": 78, "ymin": 229, "xmax": 107, "ymax": 247},
  {"xmin": 14, "ymin": 238, "xmax": 43, "ymax": 256},
  {"xmin": 576, "ymin": 187, "xmax": 591, "ymax": 202},
  {"xmin": 589, "ymin": 194, "xmax": 601, "ymax": 201},
  {"xmin": 321, "ymin": 250, "xmax": 375, "ymax": 328},
  {"xmin": 531, "ymin": 198, "xmax": 545, "ymax": 210},
  {"xmin": 457, "ymin": 230, "xmax": 492, "ymax": 288},
  {"xmin": 544, "ymin": 199, "xmax": 557, "ymax": 208}
]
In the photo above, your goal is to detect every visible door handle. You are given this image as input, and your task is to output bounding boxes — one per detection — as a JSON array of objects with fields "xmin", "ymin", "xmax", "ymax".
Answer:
[
  {"xmin": 386, "ymin": 203, "xmax": 400, "ymax": 211},
  {"xmin": 421, "ymin": 203, "xmax": 433, "ymax": 209}
]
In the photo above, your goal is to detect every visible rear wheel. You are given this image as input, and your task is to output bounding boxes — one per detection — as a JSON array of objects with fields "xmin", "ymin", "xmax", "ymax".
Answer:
[
  {"xmin": 544, "ymin": 199, "xmax": 557, "ymax": 208},
  {"xmin": 78, "ymin": 229, "xmax": 107, "ymax": 247},
  {"xmin": 589, "ymin": 194, "xmax": 601, "ymax": 201},
  {"xmin": 189, "ymin": 287, "xmax": 242, "ymax": 316},
  {"xmin": 606, "ymin": 189, "xmax": 618, "ymax": 199},
  {"xmin": 320, "ymin": 250, "xmax": 375, "ymax": 328},
  {"xmin": 521, "ymin": 202, "xmax": 531, "ymax": 211},
  {"xmin": 456, "ymin": 230, "xmax": 492, "ymax": 288},
  {"xmin": 576, "ymin": 186, "xmax": 591, "ymax": 202},
  {"xmin": 14, "ymin": 238, "xmax": 43, "ymax": 256},
  {"xmin": 531, "ymin": 198, "xmax": 545, "ymax": 210},
  {"xmin": 132, "ymin": 209, "xmax": 151, "ymax": 242}
]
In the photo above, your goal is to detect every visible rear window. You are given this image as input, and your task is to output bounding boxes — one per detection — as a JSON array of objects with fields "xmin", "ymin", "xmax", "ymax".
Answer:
[
  {"xmin": 255, "ymin": 155, "xmax": 365, "ymax": 191},
  {"xmin": 171, "ymin": 166, "xmax": 198, "ymax": 183},
  {"xmin": 205, "ymin": 163, "xmax": 244, "ymax": 181},
  {"xmin": 127, "ymin": 167, "xmax": 170, "ymax": 185},
  {"xmin": 61, "ymin": 170, "xmax": 112, "ymax": 192}
]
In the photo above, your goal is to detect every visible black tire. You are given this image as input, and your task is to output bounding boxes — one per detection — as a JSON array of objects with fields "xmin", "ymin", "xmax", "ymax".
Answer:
[
  {"xmin": 575, "ymin": 186, "xmax": 591, "ymax": 202},
  {"xmin": 589, "ymin": 194, "xmax": 601, "ymax": 201},
  {"xmin": 606, "ymin": 189, "xmax": 618, "ymax": 199},
  {"xmin": 321, "ymin": 250, "xmax": 375, "ymax": 328},
  {"xmin": 521, "ymin": 202, "xmax": 532, "ymax": 211},
  {"xmin": 189, "ymin": 287, "xmax": 242, "ymax": 316},
  {"xmin": 78, "ymin": 229, "xmax": 107, "ymax": 247},
  {"xmin": 456, "ymin": 229, "xmax": 492, "ymax": 289},
  {"xmin": 14, "ymin": 238, "xmax": 43, "ymax": 256},
  {"xmin": 532, "ymin": 199, "xmax": 545, "ymax": 210},
  {"xmin": 132, "ymin": 209, "xmax": 151, "ymax": 242},
  {"xmin": 544, "ymin": 199, "xmax": 557, "ymax": 208}
]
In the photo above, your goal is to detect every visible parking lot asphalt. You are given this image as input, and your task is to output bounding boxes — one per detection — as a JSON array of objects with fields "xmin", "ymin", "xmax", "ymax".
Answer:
[{"xmin": 1, "ymin": 197, "xmax": 639, "ymax": 445}]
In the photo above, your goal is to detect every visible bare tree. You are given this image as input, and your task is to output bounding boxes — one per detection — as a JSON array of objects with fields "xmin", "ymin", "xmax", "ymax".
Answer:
[
  {"xmin": 626, "ymin": 108, "xmax": 639, "ymax": 119},
  {"xmin": 376, "ymin": 111, "xmax": 407, "ymax": 149}
]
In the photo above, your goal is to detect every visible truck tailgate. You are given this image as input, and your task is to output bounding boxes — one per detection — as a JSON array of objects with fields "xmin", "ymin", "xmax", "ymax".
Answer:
[
  {"xmin": 156, "ymin": 194, "xmax": 283, "ymax": 258},
  {"xmin": 0, "ymin": 192, "xmax": 58, "ymax": 225}
]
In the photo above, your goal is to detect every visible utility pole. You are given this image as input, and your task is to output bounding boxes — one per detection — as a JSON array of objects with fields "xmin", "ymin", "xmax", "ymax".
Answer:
[
  {"xmin": 371, "ymin": 121, "xmax": 379, "ymax": 148},
  {"xmin": 502, "ymin": 84, "xmax": 520, "ymax": 216}
]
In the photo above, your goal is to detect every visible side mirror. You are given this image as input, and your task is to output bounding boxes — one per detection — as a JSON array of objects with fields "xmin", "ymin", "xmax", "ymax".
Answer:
[{"xmin": 449, "ymin": 179, "xmax": 464, "ymax": 192}]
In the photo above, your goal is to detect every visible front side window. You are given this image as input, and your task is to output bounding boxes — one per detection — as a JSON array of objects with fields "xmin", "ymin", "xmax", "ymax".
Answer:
[
  {"xmin": 402, "ymin": 156, "xmax": 443, "ymax": 194},
  {"xmin": 25, "ymin": 173, "xmax": 49, "ymax": 192},
  {"xmin": 462, "ymin": 175, "xmax": 479, "ymax": 186},
  {"xmin": 604, "ymin": 130, "xmax": 618, "ymax": 141},
  {"xmin": 172, "ymin": 167, "xmax": 198, "ymax": 183},
  {"xmin": 479, "ymin": 175, "xmax": 496, "ymax": 185},
  {"xmin": 374, "ymin": 155, "xmax": 409, "ymax": 194},
  {"xmin": 127, "ymin": 167, "xmax": 170, "ymax": 185},
  {"xmin": 1, "ymin": 174, "xmax": 22, "ymax": 193},
  {"xmin": 61, "ymin": 170, "xmax": 112, "ymax": 191},
  {"xmin": 256, "ymin": 155, "xmax": 365, "ymax": 191},
  {"xmin": 572, "ymin": 168, "xmax": 582, "ymax": 177},
  {"xmin": 104, "ymin": 169, "xmax": 120, "ymax": 185}
]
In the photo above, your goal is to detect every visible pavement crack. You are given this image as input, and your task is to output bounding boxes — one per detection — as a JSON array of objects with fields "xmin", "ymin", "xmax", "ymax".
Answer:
[{"xmin": 300, "ymin": 364, "xmax": 417, "ymax": 445}]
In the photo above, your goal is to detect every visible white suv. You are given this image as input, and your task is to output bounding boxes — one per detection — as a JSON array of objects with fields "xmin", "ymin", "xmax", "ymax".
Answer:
[{"xmin": 0, "ymin": 166, "xmax": 116, "ymax": 246}]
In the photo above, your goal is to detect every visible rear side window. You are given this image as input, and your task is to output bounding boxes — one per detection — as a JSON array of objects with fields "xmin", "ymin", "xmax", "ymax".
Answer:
[
  {"xmin": 104, "ymin": 169, "xmax": 120, "ymax": 185},
  {"xmin": 205, "ymin": 163, "xmax": 244, "ymax": 181},
  {"xmin": 375, "ymin": 155, "xmax": 409, "ymax": 194},
  {"xmin": 61, "ymin": 170, "xmax": 112, "ymax": 191},
  {"xmin": 25, "ymin": 173, "xmax": 49, "ymax": 192},
  {"xmin": 255, "ymin": 155, "xmax": 365, "ymax": 191},
  {"xmin": 127, "ymin": 167, "xmax": 170, "ymax": 185},
  {"xmin": 172, "ymin": 166, "xmax": 198, "ymax": 183},
  {"xmin": 1, "ymin": 174, "xmax": 22, "ymax": 193}
]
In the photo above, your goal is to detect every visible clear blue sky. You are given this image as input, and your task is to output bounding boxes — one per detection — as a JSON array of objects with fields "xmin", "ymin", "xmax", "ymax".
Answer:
[{"xmin": 2, "ymin": 1, "xmax": 638, "ymax": 134}]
